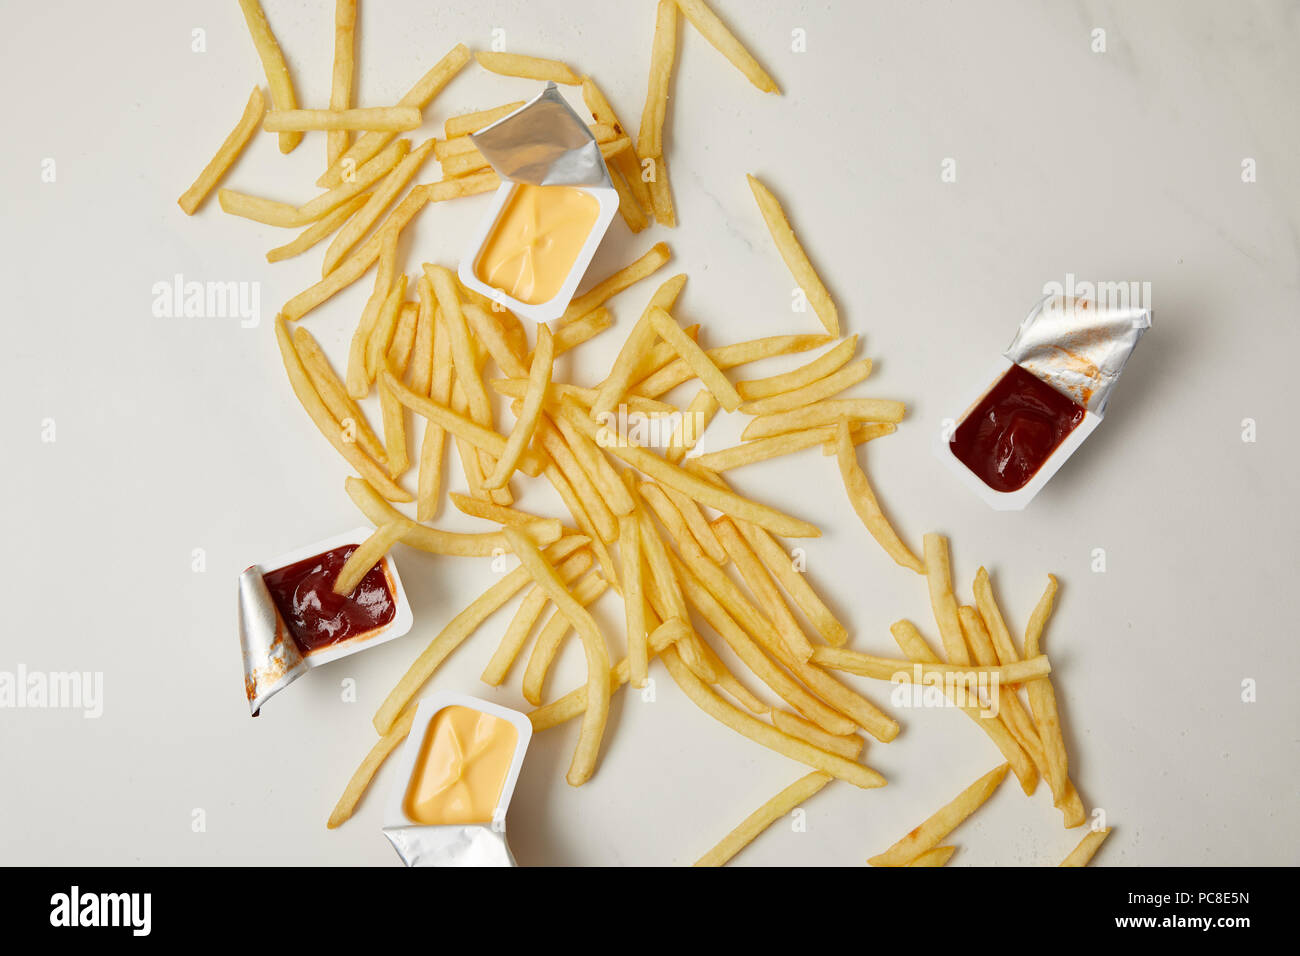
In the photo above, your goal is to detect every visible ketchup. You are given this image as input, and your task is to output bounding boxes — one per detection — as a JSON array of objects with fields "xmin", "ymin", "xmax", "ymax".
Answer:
[
  {"xmin": 949, "ymin": 364, "xmax": 1086, "ymax": 493},
  {"xmin": 262, "ymin": 545, "xmax": 396, "ymax": 654}
]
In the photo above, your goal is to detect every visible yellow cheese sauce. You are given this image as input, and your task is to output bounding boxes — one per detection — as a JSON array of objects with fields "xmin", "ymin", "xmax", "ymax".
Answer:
[
  {"xmin": 474, "ymin": 184, "xmax": 600, "ymax": 305},
  {"xmin": 403, "ymin": 705, "xmax": 519, "ymax": 826}
]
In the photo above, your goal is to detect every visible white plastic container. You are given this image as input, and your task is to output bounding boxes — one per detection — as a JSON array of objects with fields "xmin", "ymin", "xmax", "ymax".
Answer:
[
  {"xmin": 237, "ymin": 526, "xmax": 413, "ymax": 713},
  {"xmin": 382, "ymin": 692, "xmax": 534, "ymax": 867},
  {"xmin": 457, "ymin": 180, "xmax": 619, "ymax": 322}
]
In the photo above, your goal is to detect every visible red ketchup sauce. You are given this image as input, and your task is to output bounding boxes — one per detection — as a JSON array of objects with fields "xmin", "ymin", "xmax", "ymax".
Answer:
[
  {"xmin": 949, "ymin": 364, "xmax": 1086, "ymax": 493},
  {"xmin": 262, "ymin": 545, "xmax": 396, "ymax": 654}
]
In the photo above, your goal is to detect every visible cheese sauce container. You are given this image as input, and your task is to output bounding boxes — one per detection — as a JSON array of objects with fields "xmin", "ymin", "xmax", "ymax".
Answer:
[
  {"xmin": 457, "ymin": 83, "xmax": 620, "ymax": 322},
  {"xmin": 934, "ymin": 294, "xmax": 1152, "ymax": 510},
  {"xmin": 237, "ymin": 527, "xmax": 413, "ymax": 714},
  {"xmin": 382, "ymin": 692, "xmax": 533, "ymax": 867}
]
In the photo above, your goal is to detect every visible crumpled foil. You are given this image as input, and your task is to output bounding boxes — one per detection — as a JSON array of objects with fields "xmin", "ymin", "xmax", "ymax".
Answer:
[
  {"xmin": 383, "ymin": 825, "xmax": 516, "ymax": 867},
  {"xmin": 1005, "ymin": 294, "xmax": 1152, "ymax": 415},
  {"xmin": 237, "ymin": 566, "xmax": 306, "ymax": 716},
  {"xmin": 471, "ymin": 83, "xmax": 613, "ymax": 188}
]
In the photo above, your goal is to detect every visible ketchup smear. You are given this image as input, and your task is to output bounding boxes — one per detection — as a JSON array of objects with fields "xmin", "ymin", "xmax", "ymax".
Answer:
[
  {"xmin": 262, "ymin": 545, "xmax": 395, "ymax": 654},
  {"xmin": 949, "ymin": 364, "xmax": 1086, "ymax": 493}
]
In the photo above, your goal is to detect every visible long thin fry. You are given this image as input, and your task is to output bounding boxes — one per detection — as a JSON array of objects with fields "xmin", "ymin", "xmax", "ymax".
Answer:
[
  {"xmin": 621, "ymin": 514, "xmax": 649, "ymax": 687},
  {"xmin": 868, "ymin": 764, "xmax": 1010, "ymax": 866},
  {"xmin": 324, "ymin": 139, "xmax": 436, "ymax": 275},
  {"xmin": 738, "ymin": 359, "xmax": 872, "ymax": 417},
  {"xmin": 734, "ymin": 518, "xmax": 847, "ymax": 646},
  {"xmin": 265, "ymin": 107, "xmax": 421, "ymax": 132},
  {"xmin": 561, "ymin": 242, "xmax": 672, "ymax": 324},
  {"xmin": 666, "ymin": 389, "xmax": 719, "ymax": 464},
  {"xmin": 178, "ymin": 86, "xmax": 265, "ymax": 214},
  {"xmin": 907, "ymin": 846, "xmax": 957, "ymax": 867},
  {"xmin": 771, "ymin": 710, "xmax": 864, "ymax": 760},
  {"xmin": 635, "ymin": 334, "xmax": 832, "ymax": 398},
  {"xmin": 743, "ymin": 398, "xmax": 906, "ymax": 439},
  {"xmin": 1024, "ymin": 575, "xmax": 1070, "ymax": 804},
  {"xmin": 695, "ymin": 772, "xmax": 831, "ymax": 867},
  {"xmin": 695, "ymin": 422, "xmax": 893, "ymax": 472},
  {"xmin": 521, "ymin": 572, "xmax": 608, "ymax": 706},
  {"xmin": 480, "ymin": 550, "xmax": 593, "ymax": 686},
  {"xmin": 475, "ymin": 51, "xmax": 580, "ymax": 85},
  {"xmin": 810, "ymin": 646, "xmax": 1050, "ymax": 683},
  {"xmin": 649, "ymin": 307, "xmax": 741, "ymax": 410},
  {"xmin": 924, "ymin": 533, "xmax": 969, "ymax": 665},
  {"xmin": 487, "ymin": 326, "xmax": 552, "ymax": 489},
  {"xmin": 327, "ymin": 706, "xmax": 416, "ymax": 828},
  {"xmin": 737, "ymin": 336, "xmax": 858, "ymax": 401},
  {"xmin": 236, "ymin": 0, "xmax": 301, "ymax": 153},
  {"xmin": 327, "ymin": 0, "xmax": 357, "ymax": 166},
  {"xmin": 581, "ymin": 77, "xmax": 654, "ymax": 218},
  {"xmin": 747, "ymin": 174, "xmax": 837, "ymax": 334},
  {"xmin": 712, "ymin": 518, "xmax": 814, "ymax": 661},
  {"xmin": 638, "ymin": 0, "xmax": 678, "ymax": 160},
  {"xmin": 444, "ymin": 101, "xmax": 526, "ymax": 138},
  {"xmin": 834, "ymin": 421, "xmax": 923, "ymax": 573},
  {"xmin": 292, "ymin": 325, "xmax": 387, "ymax": 462},
  {"xmin": 267, "ymin": 194, "xmax": 367, "ymax": 262},
  {"xmin": 973, "ymin": 567, "xmax": 1021, "ymax": 666},
  {"xmin": 676, "ymin": 0, "xmax": 780, "ymax": 93}
]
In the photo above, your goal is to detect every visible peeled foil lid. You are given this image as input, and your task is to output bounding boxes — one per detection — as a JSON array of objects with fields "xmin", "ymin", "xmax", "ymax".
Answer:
[
  {"xmin": 1005, "ymin": 294, "xmax": 1152, "ymax": 415},
  {"xmin": 471, "ymin": 83, "xmax": 612, "ymax": 188},
  {"xmin": 237, "ymin": 567, "xmax": 306, "ymax": 716},
  {"xmin": 384, "ymin": 824, "xmax": 516, "ymax": 867}
]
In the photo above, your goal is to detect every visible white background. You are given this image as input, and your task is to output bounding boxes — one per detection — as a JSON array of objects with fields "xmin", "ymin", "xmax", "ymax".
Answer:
[{"xmin": 2, "ymin": 0, "xmax": 1298, "ymax": 866}]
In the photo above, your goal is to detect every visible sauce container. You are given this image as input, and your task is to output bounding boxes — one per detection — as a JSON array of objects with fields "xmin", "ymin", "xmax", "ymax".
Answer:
[
  {"xmin": 934, "ymin": 294, "xmax": 1152, "ymax": 510},
  {"xmin": 457, "ymin": 84, "xmax": 620, "ymax": 322},
  {"xmin": 237, "ymin": 527, "xmax": 413, "ymax": 714},
  {"xmin": 382, "ymin": 692, "xmax": 533, "ymax": 867}
]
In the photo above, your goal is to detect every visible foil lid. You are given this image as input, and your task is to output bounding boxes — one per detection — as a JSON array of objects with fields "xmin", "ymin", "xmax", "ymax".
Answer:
[
  {"xmin": 237, "ymin": 566, "xmax": 306, "ymax": 716},
  {"xmin": 471, "ymin": 83, "xmax": 612, "ymax": 188},
  {"xmin": 1005, "ymin": 294, "xmax": 1152, "ymax": 415},
  {"xmin": 383, "ymin": 825, "xmax": 516, "ymax": 867}
]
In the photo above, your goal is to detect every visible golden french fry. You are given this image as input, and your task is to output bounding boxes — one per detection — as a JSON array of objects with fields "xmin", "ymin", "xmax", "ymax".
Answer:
[
  {"xmin": 743, "ymin": 397, "xmax": 905, "ymax": 440},
  {"xmin": 318, "ymin": 43, "xmax": 470, "ymax": 188},
  {"xmin": 659, "ymin": 482, "xmax": 727, "ymax": 563},
  {"xmin": 366, "ymin": 275, "xmax": 408, "ymax": 383},
  {"xmin": 771, "ymin": 711, "xmax": 863, "ymax": 760},
  {"xmin": 638, "ymin": 0, "xmax": 678, "ymax": 160},
  {"xmin": 647, "ymin": 155, "xmax": 676, "ymax": 227},
  {"xmin": 522, "ymin": 571, "xmax": 608, "ymax": 706},
  {"xmin": 561, "ymin": 242, "xmax": 672, "ymax": 324},
  {"xmin": 378, "ymin": 368, "xmax": 409, "ymax": 478},
  {"xmin": 407, "ymin": 275, "xmax": 436, "ymax": 395},
  {"xmin": 346, "ymin": 231, "xmax": 400, "ymax": 397},
  {"xmin": 1024, "ymin": 575, "xmax": 1071, "ymax": 807},
  {"xmin": 332, "ymin": 520, "xmax": 408, "ymax": 596},
  {"xmin": 462, "ymin": 303, "xmax": 529, "ymax": 379},
  {"xmin": 1060, "ymin": 827, "xmax": 1112, "ymax": 866},
  {"xmin": 747, "ymin": 174, "xmax": 837, "ymax": 335},
  {"xmin": 549, "ymin": 409, "xmax": 635, "ymax": 517},
  {"xmin": 907, "ymin": 846, "xmax": 957, "ymax": 867},
  {"xmin": 676, "ymin": 0, "xmax": 780, "ymax": 93},
  {"xmin": 551, "ymin": 307, "xmax": 614, "ymax": 356},
  {"xmin": 449, "ymin": 493, "xmax": 548, "ymax": 528},
  {"xmin": 324, "ymin": 139, "xmax": 436, "ymax": 275},
  {"xmin": 274, "ymin": 316, "xmax": 410, "ymax": 501},
  {"xmin": 591, "ymin": 313, "xmax": 659, "ymax": 421},
  {"xmin": 444, "ymin": 101, "xmax": 526, "ymax": 138},
  {"xmin": 712, "ymin": 518, "xmax": 814, "ymax": 661},
  {"xmin": 267, "ymin": 194, "xmax": 368, "ymax": 263},
  {"xmin": 292, "ymin": 325, "xmax": 387, "ymax": 463},
  {"xmin": 834, "ymin": 421, "xmax": 923, "ymax": 573},
  {"xmin": 327, "ymin": 705, "xmax": 416, "ymax": 828},
  {"xmin": 974, "ymin": 567, "xmax": 1021, "ymax": 666},
  {"xmin": 737, "ymin": 336, "xmax": 858, "ymax": 401},
  {"xmin": 487, "ymin": 326, "xmax": 552, "ymax": 489},
  {"xmin": 662, "ymin": 645, "xmax": 885, "ymax": 788},
  {"xmin": 635, "ymin": 334, "xmax": 832, "ymax": 398},
  {"xmin": 924, "ymin": 533, "xmax": 969, "ymax": 665},
  {"xmin": 537, "ymin": 415, "xmax": 618, "ymax": 543},
  {"xmin": 810, "ymin": 646, "xmax": 1050, "ymax": 683},
  {"xmin": 581, "ymin": 76, "xmax": 654, "ymax": 218},
  {"xmin": 297, "ymin": 137, "xmax": 412, "ymax": 222},
  {"xmin": 738, "ymin": 359, "xmax": 873, "ymax": 417},
  {"xmin": 666, "ymin": 389, "xmax": 719, "ymax": 464},
  {"xmin": 503, "ymin": 529, "xmax": 611, "ymax": 786},
  {"xmin": 868, "ymin": 764, "xmax": 1010, "ymax": 866},
  {"xmin": 621, "ymin": 514, "xmax": 649, "ymax": 687},
  {"xmin": 481, "ymin": 550, "xmax": 593, "ymax": 686},
  {"xmin": 236, "ymin": 0, "xmax": 301, "ymax": 153},
  {"xmin": 695, "ymin": 422, "xmax": 893, "ymax": 472},
  {"xmin": 373, "ymin": 535, "xmax": 589, "ymax": 733},
  {"xmin": 265, "ymin": 106, "xmax": 421, "ymax": 132},
  {"xmin": 327, "ymin": 0, "xmax": 357, "ymax": 166},
  {"xmin": 733, "ymin": 517, "xmax": 847, "ymax": 646},
  {"xmin": 648, "ymin": 307, "xmax": 742, "ymax": 411},
  {"xmin": 178, "ymin": 86, "xmax": 265, "ymax": 214},
  {"xmin": 695, "ymin": 772, "xmax": 831, "ymax": 867},
  {"xmin": 475, "ymin": 51, "xmax": 580, "ymax": 85}
]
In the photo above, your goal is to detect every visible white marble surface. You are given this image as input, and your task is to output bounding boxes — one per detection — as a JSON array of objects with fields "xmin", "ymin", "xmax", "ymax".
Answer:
[{"xmin": 2, "ymin": 0, "xmax": 1297, "ymax": 866}]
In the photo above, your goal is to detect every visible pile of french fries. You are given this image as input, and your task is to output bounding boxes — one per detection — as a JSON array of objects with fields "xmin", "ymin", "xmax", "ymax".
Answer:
[{"xmin": 179, "ymin": 0, "xmax": 1112, "ymax": 867}]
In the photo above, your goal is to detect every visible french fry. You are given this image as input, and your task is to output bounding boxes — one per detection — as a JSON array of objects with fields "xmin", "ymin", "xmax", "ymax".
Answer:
[
  {"xmin": 747, "ymin": 174, "xmax": 837, "ymax": 335},
  {"xmin": 924, "ymin": 533, "xmax": 969, "ymax": 665},
  {"xmin": 771, "ymin": 710, "xmax": 864, "ymax": 760},
  {"xmin": 661, "ymin": 645, "xmax": 885, "ymax": 788},
  {"xmin": 264, "ymin": 106, "xmax": 421, "ymax": 132},
  {"xmin": 425, "ymin": 265, "xmax": 495, "ymax": 434},
  {"xmin": 647, "ymin": 155, "xmax": 676, "ymax": 227},
  {"xmin": 834, "ymin": 421, "xmax": 923, "ymax": 573},
  {"xmin": 621, "ymin": 515, "xmax": 649, "ymax": 687},
  {"xmin": 809, "ymin": 646, "xmax": 1050, "ymax": 684},
  {"xmin": 958, "ymin": 605, "xmax": 1047, "ymax": 772},
  {"xmin": 480, "ymin": 550, "xmax": 594, "ymax": 686},
  {"xmin": 318, "ymin": 43, "xmax": 471, "ymax": 188},
  {"xmin": 1060, "ymin": 827, "xmax": 1111, "ymax": 866},
  {"xmin": 444, "ymin": 101, "xmax": 526, "ymax": 138},
  {"xmin": 712, "ymin": 518, "xmax": 814, "ymax": 662},
  {"xmin": 549, "ymin": 408, "xmax": 636, "ymax": 516},
  {"xmin": 373, "ymin": 535, "xmax": 589, "ymax": 733},
  {"xmin": 868, "ymin": 763, "xmax": 1010, "ymax": 866},
  {"xmin": 332, "ymin": 520, "xmax": 408, "ymax": 596},
  {"xmin": 378, "ymin": 366, "xmax": 409, "ymax": 477},
  {"xmin": 417, "ymin": 300, "xmax": 454, "ymax": 520},
  {"xmin": 274, "ymin": 316, "xmax": 410, "ymax": 501},
  {"xmin": 551, "ymin": 307, "xmax": 614, "ymax": 356},
  {"xmin": 1024, "ymin": 575, "xmax": 1071, "ymax": 806},
  {"xmin": 638, "ymin": 0, "xmax": 678, "ymax": 160},
  {"xmin": 236, "ymin": 0, "xmax": 301, "ymax": 153},
  {"xmin": 267, "ymin": 194, "xmax": 368, "ymax": 263},
  {"xmin": 537, "ymin": 416, "xmax": 618, "ymax": 543},
  {"xmin": 581, "ymin": 76, "xmax": 655, "ymax": 218},
  {"xmin": 561, "ymin": 242, "xmax": 672, "ymax": 324},
  {"xmin": 738, "ymin": 359, "xmax": 873, "ymax": 417},
  {"xmin": 658, "ymin": 482, "xmax": 727, "ymax": 563},
  {"xmin": 907, "ymin": 846, "xmax": 957, "ymax": 867},
  {"xmin": 734, "ymin": 517, "xmax": 847, "ymax": 646},
  {"xmin": 178, "ymin": 86, "xmax": 265, "ymax": 214},
  {"xmin": 695, "ymin": 772, "xmax": 831, "ymax": 867},
  {"xmin": 463, "ymin": 303, "xmax": 529, "ymax": 379},
  {"xmin": 973, "ymin": 567, "xmax": 1021, "ymax": 666},
  {"xmin": 676, "ymin": 0, "xmax": 780, "ymax": 94},
  {"xmin": 366, "ymin": 275, "xmax": 408, "ymax": 381},
  {"xmin": 344, "ymin": 476, "xmax": 560, "ymax": 557},
  {"xmin": 736, "ymin": 336, "xmax": 858, "ymax": 401},
  {"xmin": 324, "ymin": 139, "xmax": 436, "ymax": 275},
  {"xmin": 407, "ymin": 275, "xmax": 436, "ymax": 395},
  {"xmin": 743, "ymin": 397, "xmax": 905, "ymax": 440},
  {"xmin": 591, "ymin": 313, "xmax": 659, "ymax": 421},
  {"xmin": 327, "ymin": 0, "xmax": 357, "ymax": 166},
  {"xmin": 635, "ymin": 334, "xmax": 832, "ymax": 398},
  {"xmin": 666, "ymin": 389, "xmax": 719, "ymax": 464},
  {"xmin": 694, "ymin": 422, "xmax": 893, "ymax": 472},
  {"xmin": 299, "ymin": 138, "xmax": 412, "ymax": 222},
  {"xmin": 522, "ymin": 571, "xmax": 608, "ymax": 706},
  {"xmin": 292, "ymin": 326, "xmax": 387, "ymax": 464},
  {"xmin": 648, "ymin": 307, "xmax": 741, "ymax": 411},
  {"xmin": 346, "ymin": 230, "xmax": 400, "ymax": 397},
  {"xmin": 487, "ymin": 326, "xmax": 552, "ymax": 489},
  {"xmin": 475, "ymin": 51, "xmax": 581, "ymax": 85},
  {"xmin": 327, "ymin": 705, "xmax": 416, "ymax": 828},
  {"xmin": 450, "ymin": 493, "xmax": 550, "ymax": 528},
  {"xmin": 503, "ymin": 529, "xmax": 611, "ymax": 786}
]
